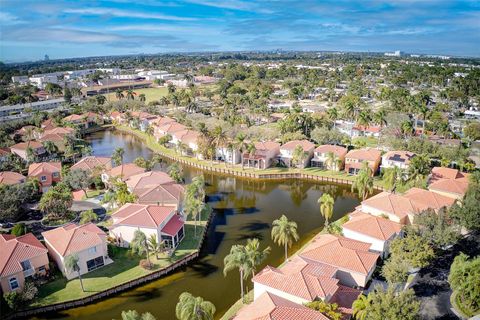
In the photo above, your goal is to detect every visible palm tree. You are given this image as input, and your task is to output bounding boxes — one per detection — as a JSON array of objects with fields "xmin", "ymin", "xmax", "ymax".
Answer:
[
  {"xmin": 126, "ymin": 89, "xmax": 136, "ymax": 100},
  {"xmin": 115, "ymin": 89, "xmax": 124, "ymax": 100},
  {"xmin": 352, "ymin": 294, "xmax": 371, "ymax": 320},
  {"xmin": 373, "ymin": 109, "xmax": 387, "ymax": 128},
  {"xmin": 65, "ymin": 254, "xmax": 85, "ymax": 292},
  {"xmin": 325, "ymin": 151, "xmax": 339, "ymax": 171},
  {"xmin": 234, "ymin": 133, "xmax": 248, "ymax": 169},
  {"xmin": 291, "ymin": 145, "xmax": 306, "ymax": 168},
  {"xmin": 130, "ymin": 230, "xmax": 151, "ymax": 266},
  {"xmin": 407, "ymin": 154, "xmax": 430, "ymax": 184},
  {"xmin": 351, "ymin": 162, "xmax": 374, "ymax": 200},
  {"xmin": 79, "ymin": 209, "xmax": 98, "ymax": 224},
  {"xmin": 112, "ymin": 147, "xmax": 125, "ymax": 166},
  {"xmin": 401, "ymin": 120, "xmax": 414, "ymax": 138},
  {"xmin": 245, "ymin": 238, "xmax": 271, "ymax": 277},
  {"xmin": 147, "ymin": 234, "xmax": 164, "ymax": 259},
  {"xmin": 175, "ymin": 292, "xmax": 216, "ymax": 320},
  {"xmin": 160, "ymin": 96, "xmax": 169, "ymax": 107},
  {"xmin": 383, "ymin": 166, "xmax": 403, "ymax": 192},
  {"xmin": 356, "ymin": 109, "xmax": 371, "ymax": 128},
  {"xmin": 318, "ymin": 193, "xmax": 335, "ymax": 227},
  {"xmin": 138, "ymin": 94, "xmax": 146, "ymax": 102},
  {"xmin": 43, "ymin": 140, "xmax": 58, "ymax": 157},
  {"xmin": 120, "ymin": 310, "xmax": 156, "ymax": 320},
  {"xmin": 327, "ymin": 107, "xmax": 338, "ymax": 127},
  {"xmin": 211, "ymin": 126, "xmax": 227, "ymax": 164},
  {"xmin": 223, "ymin": 245, "xmax": 252, "ymax": 302},
  {"xmin": 96, "ymin": 95, "xmax": 106, "ymax": 105},
  {"xmin": 271, "ymin": 215, "xmax": 299, "ymax": 262}
]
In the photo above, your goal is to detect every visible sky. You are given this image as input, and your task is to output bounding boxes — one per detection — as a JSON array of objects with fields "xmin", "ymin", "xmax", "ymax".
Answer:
[{"xmin": 0, "ymin": 0, "xmax": 479, "ymax": 62}]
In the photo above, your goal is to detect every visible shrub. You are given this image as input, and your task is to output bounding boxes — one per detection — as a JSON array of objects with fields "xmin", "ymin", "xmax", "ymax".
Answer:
[
  {"xmin": 20, "ymin": 281, "xmax": 38, "ymax": 301},
  {"xmin": 139, "ymin": 259, "xmax": 154, "ymax": 270},
  {"xmin": 107, "ymin": 243, "xmax": 119, "ymax": 258},
  {"xmin": 11, "ymin": 223, "xmax": 27, "ymax": 236},
  {"xmin": 3, "ymin": 291, "xmax": 20, "ymax": 310}
]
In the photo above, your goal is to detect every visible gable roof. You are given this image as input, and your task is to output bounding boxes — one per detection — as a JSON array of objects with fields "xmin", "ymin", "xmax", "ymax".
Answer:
[
  {"xmin": 134, "ymin": 183, "xmax": 184, "ymax": 204},
  {"xmin": 253, "ymin": 256, "xmax": 339, "ymax": 301},
  {"xmin": 361, "ymin": 192, "xmax": 416, "ymax": 219},
  {"xmin": 300, "ymin": 234, "xmax": 379, "ymax": 275},
  {"xmin": 281, "ymin": 140, "xmax": 315, "ymax": 152},
  {"xmin": 430, "ymin": 167, "xmax": 467, "ymax": 182},
  {"xmin": 157, "ymin": 122, "xmax": 187, "ymax": 134},
  {"xmin": 10, "ymin": 140, "xmax": 44, "ymax": 151},
  {"xmin": 403, "ymin": 187, "xmax": 456, "ymax": 209},
  {"xmin": 71, "ymin": 156, "xmax": 112, "ymax": 171},
  {"xmin": 0, "ymin": 233, "xmax": 48, "ymax": 277},
  {"xmin": 126, "ymin": 171, "xmax": 174, "ymax": 191},
  {"xmin": 345, "ymin": 148, "xmax": 381, "ymax": 161},
  {"xmin": 382, "ymin": 150, "xmax": 416, "ymax": 164},
  {"xmin": 0, "ymin": 171, "xmax": 26, "ymax": 185},
  {"xmin": 111, "ymin": 203, "xmax": 176, "ymax": 229},
  {"xmin": 234, "ymin": 292, "xmax": 330, "ymax": 320},
  {"xmin": 428, "ymin": 179, "xmax": 469, "ymax": 196},
  {"xmin": 42, "ymin": 223, "xmax": 106, "ymax": 257},
  {"xmin": 254, "ymin": 141, "xmax": 280, "ymax": 152},
  {"xmin": 28, "ymin": 162, "xmax": 61, "ymax": 177},
  {"xmin": 314, "ymin": 145, "xmax": 348, "ymax": 157},
  {"xmin": 107, "ymin": 163, "xmax": 146, "ymax": 181},
  {"xmin": 343, "ymin": 211, "xmax": 402, "ymax": 241}
]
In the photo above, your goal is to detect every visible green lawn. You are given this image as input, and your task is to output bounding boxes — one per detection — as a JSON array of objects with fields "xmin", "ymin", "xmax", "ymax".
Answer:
[
  {"xmin": 352, "ymin": 136, "xmax": 380, "ymax": 148},
  {"xmin": 220, "ymin": 290, "xmax": 253, "ymax": 320},
  {"xmin": 30, "ymin": 219, "xmax": 207, "ymax": 307},
  {"xmin": 105, "ymin": 87, "xmax": 169, "ymax": 103},
  {"xmin": 82, "ymin": 189, "xmax": 103, "ymax": 200}
]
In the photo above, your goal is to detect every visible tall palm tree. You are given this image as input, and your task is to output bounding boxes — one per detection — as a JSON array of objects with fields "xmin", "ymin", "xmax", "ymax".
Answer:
[
  {"xmin": 325, "ymin": 151, "xmax": 339, "ymax": 171},
  {"xmin": 211, "ymin": 126, "xmax": 227, "ymax": 164},
  {"xmin": 271, "ymin": 215, "xmax": 299, "ymax": 262},
  {"xmin": 383, "ymin": 166, "xmax": 403, "ymax": 192},
  {"xmin": 351, "ymin": 162, "xmax": 374, "ymax": 200},
  {"xmin": 407, "ymin": 154, "xmax": 430, "ymax": 184},
  {"xmin": 96, "ymin": 95, "xmax": 106, "ymax": 105},
  {"xmin": 112, "ymin": 147, "xmax": 125, "ymax": 166},
  {"xmin": 126, "ymin": 89, "xmax": 136, "ymax": 100},
  {"xmin": 115, "ymin": 89, "xmax": 124, "ymax": 100},
  {"xmin": 373, "ymin": 109, "xmax": 387, "ymax": 128},
  {"xmin": 327, "ymin": 107, "xmax": 339, "ymax": 127},
  {"xmin": 138, "ymin": 94, "xmax": 146, "ymax": 102},
  {"xmin": 356, "ymin": 109, "xmax": 371, "ymax": 128},
  {"xmin": 318, "ymin": 193, "xmax": 335, "ymax": 226},
  {"xmin": 175, "ymin": 292, "xmax": 216, "ymax": 320},
  {"xmin": 352, "ymin": 294, "xmax": 371, "ymax": 320},
  {"xmin": 234, "ymin": 133, "xmax": 248, "ymax": 169},
  {"xmin": 131, "ymin": 230, "xmax": 151, "ymax": 266},
  {"xmin": 245, "ymin": 238, "xmax": 271, "ymax": 277},
  {"xmin": 223, "ymin": 245, "xmax": 252, "ymax": 302},
  {"xmin": 65, "ymin": 254, "xmax": 85, "ymax": 292},
  {"xmin": 401, "ymin": 120, "xmax": 414, "ymax": 138},
  {"xmin": 291, "ymin": 145, "xmax": 306, "ymax": 168}
]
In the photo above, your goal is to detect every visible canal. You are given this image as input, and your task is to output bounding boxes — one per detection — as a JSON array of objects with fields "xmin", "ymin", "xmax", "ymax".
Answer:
[{"xmin": 48, "ymin": 129, "xmax": 362, "ymax": 320}]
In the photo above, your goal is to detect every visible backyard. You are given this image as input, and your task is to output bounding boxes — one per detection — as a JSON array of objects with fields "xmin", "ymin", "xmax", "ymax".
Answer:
[{"xmin": 104, "ymin": 87, "xmax": 168, "ymax": 103}]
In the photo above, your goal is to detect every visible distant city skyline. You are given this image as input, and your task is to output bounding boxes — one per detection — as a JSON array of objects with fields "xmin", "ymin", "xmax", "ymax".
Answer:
[{"xmin": 1, "ymin": 0, "xmax": 479, "ymax": 62}]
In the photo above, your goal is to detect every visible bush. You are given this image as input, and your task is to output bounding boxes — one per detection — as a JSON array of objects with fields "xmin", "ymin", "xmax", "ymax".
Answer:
[
  {"xmin": 20, "ymin": 281, "xmax": 38, "ymax": 301},
  {"xmin": 139, "ymin": 259, "xmax": 154, "ymax": 270},
  {"xmin": 107, "ymin": 243, "xmax": 119, "ymax": 258},
  {"xmin": 11, "ymin": 223, "xmax": 27, "ymax": 236},
  {"xmin": 3, "ymin": 291, "xmax": 20, "ymax": 310}
]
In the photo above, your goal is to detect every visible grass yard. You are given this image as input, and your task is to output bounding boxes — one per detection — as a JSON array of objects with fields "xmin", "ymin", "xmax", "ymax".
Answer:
[
  {"xmin": 105, "ymin": 87, "xmax": 168, "ymax": 103},
  {"xmin": 352, "ymin": 136, "xmax": 380, "ymax": 148},
  {"xmin": 30, "ymin": 218, "xmax": 207, "ymax": 307},
  {"xmin": 220, "ymin": 290, "xmax": 253, "ymax": 320}
]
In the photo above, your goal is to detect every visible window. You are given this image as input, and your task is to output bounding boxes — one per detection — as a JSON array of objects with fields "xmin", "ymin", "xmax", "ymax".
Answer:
[
  {"xmin": 38, "ymin": 266, "xmax": 46, "ymax": 272},
  {"xmin": 20, "ymin": 260, "xmax": 32, "ymax": 271},
  {"xmin": 86, "ymin": 256, "xmax": 104, "ymax": 272},
  {"xmin": 9, "ymin": 278, "xmax": 19, "ymax": 290},
  {"xmin": 88, "ymin": 246, "xmax": 97, "ymax": 254},
  {"xmin": 52, "ymin": 172, "xmax": 59, "ymax": 178},
  {"xmin": 40, "ymin": 175, "xmax": 47, "ymax": 182}
]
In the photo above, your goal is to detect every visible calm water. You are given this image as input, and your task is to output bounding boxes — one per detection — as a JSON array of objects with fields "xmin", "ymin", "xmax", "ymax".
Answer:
[{"xmin": 40, "ymin": 130, "xmax": 361, "ymax": 320}]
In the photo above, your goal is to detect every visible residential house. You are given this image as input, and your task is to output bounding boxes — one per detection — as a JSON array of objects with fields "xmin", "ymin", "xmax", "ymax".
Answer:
[
  {"xmin": 38, "ymin": 127, "xmax": 75, "ymax": 151},
  {"xmin": 28, "ymin": 162, "xmax": 62, "ymax": 192},
  {"xmin": 243, "ymin": 141, "xmax": 281, "ymax": 169},
  {"xmin": 311, "ymin": 145, "xmax": 348, "ymax": 170},
  {"xmin": 0, "ymin": 233, "xmax": 49, "ymax": 293},
  {"xmin": 299, "ymin": 234, "xmax": 380, "ymax": 288},
  {"xmin": 10, "ymin": 141, "xmax": 46, "ymax": 161},
  {"xmin": 130, "ymin": 112, "xmax": 159, "ymax": 132},
  {"xmin": 279, "ymin": 140, "xmax": 315, "ymax": 168},
  {"xmin": 234, "ymin": 292, "xmax": 330, "ymax": 320},
  {"xmin": 71, "ymin": 156, "xmax": 112, "ymax": 173},
  {"xmin": 352, "ymin": 125, "xmax": 381, "ymax": 138},
  {"xmin": 171, "ymin": 129, "xmax": 200, "ymax": 156},
  {"xmin": 154, "ymin": 121, "xmax": 186, "ymax": 141},
  {"xmin": 110, "ymin": 203, "xmax": 185, "ymax": 249},
  {"xmin": 101, "ymin": 163, "xmax": 146, "ymax": 183},
  {"xmin": 344, "ymin": 148, "xmax": 381, "ymax": 175},
  {"xmin": 63, "ymin": 112, "xmax": 102, "ymax": 129},
  {"xmin": 0, "ymin": 148, "xmax": 10, "ymax": 162},
  {"xmin": 0, "ymin": 171, "xmax": 26, "ymax": 185},
  {"xmin": 428, "ymin": 167, "xmax": 470, "ymax": 199},
  {"xmin": 381, "ymin": 151, "xmax": 416, "ymax": 171},
  {"xmin": 342, "ymin": 211, "xmax": 402, "ymax": 258},
  {"xmin": 41, "ymin": 118, "xmax": 56, "ymax": 130},
  {"xmin": 14, "ymin": 126, "xmax": 39, "ymax": 141},
  {"xmin": 42, "ymin": 223, "xmax": 111, "ymax": 280},
  {"xmin": 216, "ymin": 145, "xmax": 241, "ymax": 164},
  {"xmin": 109, "ymin": 111, "xmax": 126, "ymax": 124}
]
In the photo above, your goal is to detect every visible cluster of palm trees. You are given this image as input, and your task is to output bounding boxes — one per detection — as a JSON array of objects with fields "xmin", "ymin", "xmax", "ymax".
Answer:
[
  {"xmin": 184, "ymin": 175, "xmax": 206, "ymax": 237},
  {"xmin": 115, "ymin": 89, "xmax": 145, "ymax": 102}
]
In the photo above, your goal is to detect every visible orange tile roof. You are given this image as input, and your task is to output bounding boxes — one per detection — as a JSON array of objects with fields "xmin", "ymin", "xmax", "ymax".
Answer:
[
  {"xmin": 430, "ymin": 167, "xmax": 467, "ymax": 182},
  {"xmin": 0, "ymin": 233, "xmax": 48, "ymax": 277},
  {"xmin": 173, "ymin": 129, "xmax": 200, "ymax": 145},
  {"xmin": 42, "ymin": 223, "xmax": 106, "ymax": 257},
  {"xmin": 254, "ymin": 141, "xmax": 280, "ymax": 151},
  {"xmin": 403, "ymin": 187, "xmax": 456, "ymax": 209},
  {"xmin": 345, "ymin": 148, "xmax": 381, "ymax": 161},
  {"xmin": 107, "ymin": 163, "xmax": 146, "ymax": 181},
  {"xmin": 28, "ymin": 162, "xmax": 61, "ymax": 177},
  {"xmin": 300, "ymin": 234, "xmax": 379, "ymax": 275},
  {"xmin": 71, "ymin": 156, "xmax": 112, "ymax": 171},
  {"xmin": 329, "ymin": 285, "xmax": 362, "ymax": 316},
  {"xmin": 162, "ymin": 215, "xmax": 184, "ymax": 236},
  {"xmin": 382, "ymin": 150, "xmax": 416, "ymax": 165},
  {"xmin": 343, "ymin": 211, "xmax": 402, "ymax": 241},
  {"xmin": 361, "ymin": 192, "xmax": 416, "ymax": 219},
  {"xmin": 157, "ymin": 122, "xmax": 187, "ymax": 134},
  {"xmin": 134, "ymin": 183, "xmax": 184, "ymax": 204},
  {"xmin": 314, "ymin": 145, "xmax": 348, "ymax": 157},
  {"xmin": 10, "ymin": 140, "xmax": 44, "ymax": 151},
  {"xmin": 42, "ymin": 127, "xmax": 74, "ymax": 136},
  {"xmin": 253, "ymin": 256, "xmax": 339, "ymax": 301},
  {"xmin": 63, "ymin": 114, "xmax": 84, "ymax": 122},
  {"xmin": 41, "ymin": 119, "xmax": 56, "ymax": 130},
  {"xmin": 111, "ymin": 203, "xmax": 178, "ymax": 229},
  {"xmin": 126, "ymin": 171, "xmax": 174, "ymax": 191},
  {"xmin": 234, "ymin": 292, "xmax": 330, "ymax": 320},
  {"xmin": 0, "ymin": 171, "xmax": 26, "ymax": 185},
  {"xmin": 281, "ymin": 140, "xmax": 315, "ymax": 152}
]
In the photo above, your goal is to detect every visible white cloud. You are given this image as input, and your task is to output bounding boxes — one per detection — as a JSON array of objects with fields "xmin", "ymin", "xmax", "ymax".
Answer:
[
  {"xmin": 64, "ymin": 7, "xmax": 196, "ymax": 21},
  {"xmin": 0, "ymin": 12, "xmax": 24, "ymax": 25}
]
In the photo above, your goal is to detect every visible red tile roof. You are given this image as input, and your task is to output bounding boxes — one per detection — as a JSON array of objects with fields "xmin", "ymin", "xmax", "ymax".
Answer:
[
  {"xmin": 300, "ymin": 234, "xmax": 379, "ymax": 275},
  {"xmin": 71, "ymin": 156, "xmax": 112, "ymax": 171},
  {"xmin": 314, "ymin": 145, "xmax": 348, "ymax": 157},
  {"xmin": 345, "ymin": 148, "xmax": 381, "ymax": 161},
  {"xmin": 254, "ymin": 141, "xmax": 280, "ymax": 152},
  {"xmin": 112, "ymin": 203, "xmax": 178, "ymax": 229},
  {"xmin": 403, "ymin": 188, "xmax": 456, "ymax": 210},
  {"xmin": 382, "ymin": 150, "xmax": 416, "ymax": 165},
  {"xmin": 0, "ymin": 171, "xmax": 26, "ymax": 185},
  {"xmin": 107, "ymin": 163, "xmax": 146, "ymax": 181},
  {"xmin": 281, "ymin": 140, "xmax": 315, "ymax": 152},
  {"xmin": 162, "ymin": 215, "xmax": 184, "ymax": 236},
  {"xmin": 126, "ymin": 171, "xmax": 174, "ymax": 191},
  {"xmin": 234, "ymin": 292, "xmax": 330, "ymax": 320},
  {"xmin": 253, "ymin": 256, "xmax": 339, "ymax": 301},
  {"xmin": 134, "ymin": 183, "xmax": 184, "ymax": 205},
  {"xmin": 28, "ymin": 162, "xmax": 61, "ymax": 177},
  {"xmin": 343, "ymin": 211, "xmax": 402, "ymax": 241},
  {"xmin": 430, "ymin": 167, "xmax": 467, "ymax": 182},
  {"xmin": 429, "ymin": 179, "xmax": 469, "ymax": 197},
  {"xmin": 329, "ymin": 285, "xmax": 362, "ymax": 316},
  {"xmin": 0, "ymin": 233, "xmax": 48, "ymax": 277},
  {"xmin": 42, "ymin": 223, "xmax": 106, "ymax": 257},
  {"xmin": 10, "ymin": 140, "xmax": 44, "ymax": 151}
]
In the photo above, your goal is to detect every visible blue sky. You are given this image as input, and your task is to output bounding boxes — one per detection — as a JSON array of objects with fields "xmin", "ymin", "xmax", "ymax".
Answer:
[{"xmin": 1, "ymin": 0, "xmax": 479, "ymax": 62}]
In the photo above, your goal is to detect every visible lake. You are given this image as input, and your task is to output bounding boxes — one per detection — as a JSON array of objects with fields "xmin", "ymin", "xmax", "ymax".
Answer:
[{"xmin": 42, "ymin": 129, "xmax": 362, "ymax": 320}]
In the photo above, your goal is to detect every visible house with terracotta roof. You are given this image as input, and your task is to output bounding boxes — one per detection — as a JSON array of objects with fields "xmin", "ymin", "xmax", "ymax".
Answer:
[
  {"xmin": 14, "ymin": 125, "xmax": 40, "ymax": 141},
  {"xmin": 344, "ymin": 148, "xmax": 381, "ymax": 176},
  {"xmin": 101, "ymin": 163, "xmax": 145, "ymax": 183},
  {"xmin": 279, "ymin": 140, "xmax": 315, "ymax": 168},
  {"xmin": 125, "ymin": 171, "xmax": 175, "ymax": 192},
  {"xmin": 342, "ymin": 211, "xmax": 402, "ymax": 258},
  {"xmin": 171, "ymin": 129, "xmax": 200, "ymax": 156},
  {"xmin": 109, "ymin": 111, "xmax": 126, "ymax": 124},
  {"xmin": 311, "ymin": 145, "xmax": 348, "ymax": 171},
  {"xmin": 10, "ymin": 141, "xmax": 46, "ymax": 161},
  {"xmin": 41, "ymin": 118, "xmax": 56, "ymax": 130},
  {"xmin": 28, "ymin": 162, "xmax": 62, "ymax": 192},
  {"xmin": 253, "ymin": 256, "xmax": 339, "ymax": 305},
  {"xmin": 299, "ymin": 234, "xmax": 380, "ymax": 288},
  {"xmin": 243, "ymin": 141, "xmax": 281, "ymax": 169},
  {"xmin": 359, "ymin": 189, "xmax": 455, "ymax": 225},
  {"xmin": 0, "ymin": 171, "xmax": 26, "ymax": 185},
  {"xmin": 110, "ymin": 203, "xmax": 185, "ymax": 249},
  {"xmin": 38, "ymin": 127, "xmax": 75, "ymax": 151},
  {"xmin": 381, "ymin": 151, "xmax": 416, "ymax": 170},
  {"xmin": 42, "ymin": 223, "xmax": 111, "ymax": 280},
  {"xmin": 428, "ymin": 167, "xmax": 470, "ymax": 199},
  {"xmin": 71, "ymin": 156, "xmax": 112, "ymax": 173},
  {"xmin": 0, "ymin": 233, "xmax": 49, "ymax": 293},
  {"xmin": 154, "ymin": 121, "xmax": 187, "ymax": 141},
  {"xmin": 234, "ymin": 291, "xmax": 330, "ymax": 320},
  {"xmin": 0, "ymin": 147, "xmax": 10, "ymax": 162},
  {"xmin": 352, "ymin": 125, "xmax": 381, "ymax": 138},
  {"xmin": 63, "ymin": 112, "xmax": 102, "ymax": 129}
]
